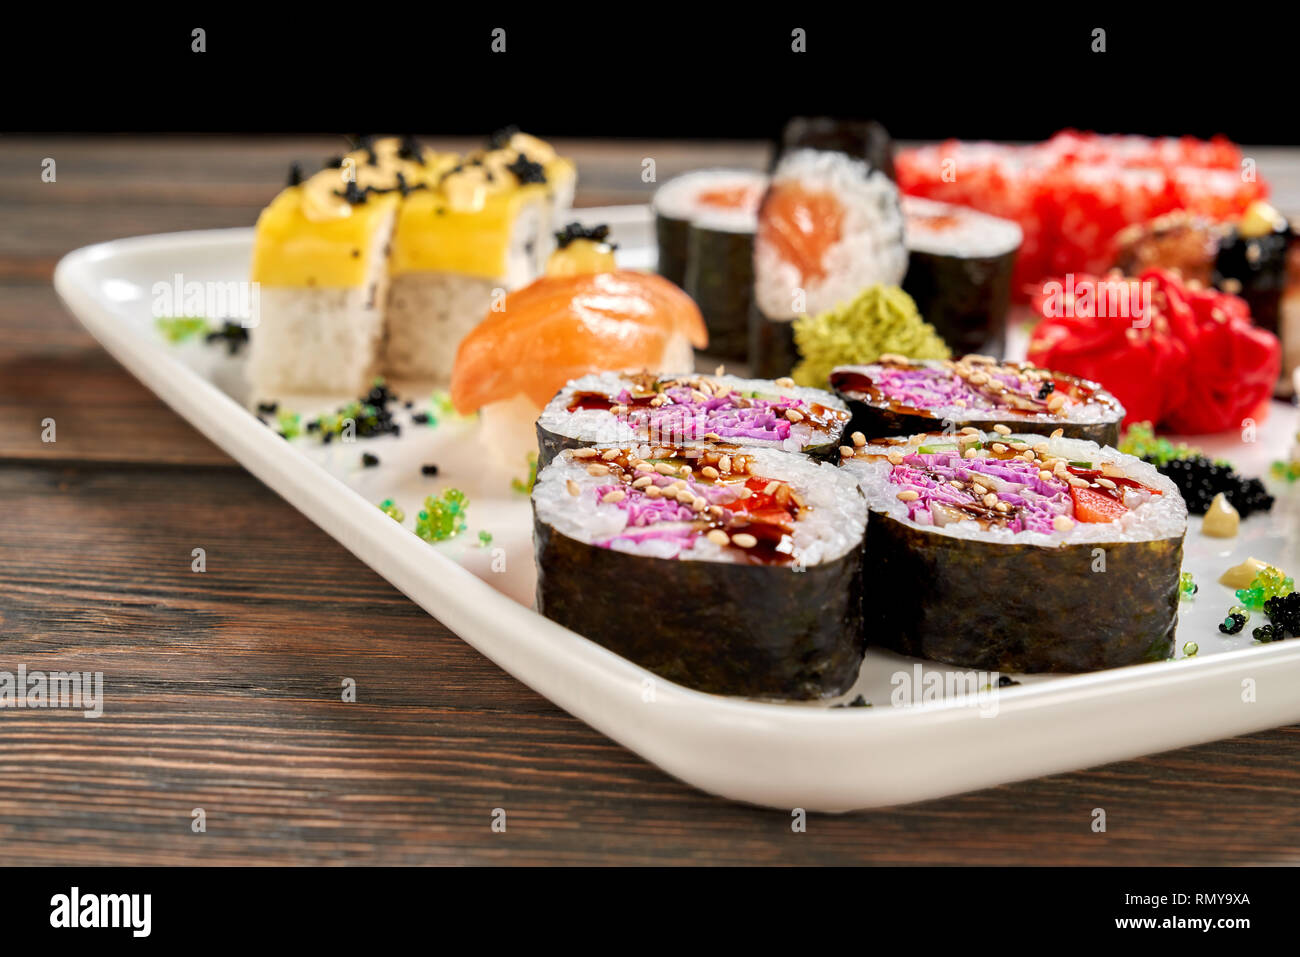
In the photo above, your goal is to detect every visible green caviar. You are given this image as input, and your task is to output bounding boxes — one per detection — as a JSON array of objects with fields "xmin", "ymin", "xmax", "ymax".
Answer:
[
  {"xmin": 156, "ymin": 316, "xmax": 210, "ymax": 343},
  {"xmin": 511, "ymin": 452, "xmax": 539, "ymax": 494},
  {"xmin": 1235, "ymin": 567, "xmax": 1295, "ymax": 610},
  {"xmin": 1270, "ymin": 460, "xmax": 1300, "ymax": 483},
  {"xmin": 416, "ymin": 488, "xmax": 469, "ymax": 542},
  {"xmin": 378, "ymin": 498, "xmax": 405, "ymax": 523},
  {"xmin": 1179, "ymin": 571, "xmax": 1198, "ymax": 600},
  {"xmin": 478, "ymin": 530, "xmax": 493, "ymax": 547},
  {"xmin": 277, "ymin": 410, "xmax": 302, "ymax": 440},
  {"xmin": 790, "ymin": 284, "xmax": 950, "ymax": 388},
  {"xmin": 1182, "ymin": 641, "xmax": 1199, "ymax": 657},
  {"xmin": 1118, "ymin": 422, "xmax": 1200, "ymax": 466}
]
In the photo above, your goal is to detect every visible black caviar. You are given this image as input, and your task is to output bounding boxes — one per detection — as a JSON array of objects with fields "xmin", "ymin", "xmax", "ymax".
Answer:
[
  {"xmin": 1155, "ymin": 456, "xmax": 1274, "ymax": 517},
  {"xmin": 362, "ymin": 452, "xmax": 380, "ymax": 468},
  {"xmin": 506, "ymin": 152, "xmax": 546, "ymax": 185},
  {"xmin": 554, "ymin": 222, "xmax": 615, "ymax": 250},
  {"xmin": 1263, "ymin": 592, "xmax": 1300, "ymax": 637},
  {"xmin": 204, "ymin": 321, "xmax": 250, "ymax": 355},
  {"xmin": 1219, "ymin": 612, "xmax": 1247, "ymax": 636},
  {"xmin": 421, "ymin": 464, "xmax": 440, "ymax": 476}
]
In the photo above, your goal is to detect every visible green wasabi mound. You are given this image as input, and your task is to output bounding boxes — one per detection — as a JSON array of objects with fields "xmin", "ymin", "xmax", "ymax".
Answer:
[{"xmin": 791, "ymin": 285, "xmax": 951, "ymax": 389}]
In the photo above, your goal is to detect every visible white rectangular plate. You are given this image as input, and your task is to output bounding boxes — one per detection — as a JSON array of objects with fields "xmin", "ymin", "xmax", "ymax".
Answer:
[{"xmin": 54, "ymin": 206, "xmax": 1300, "ymax": 811}]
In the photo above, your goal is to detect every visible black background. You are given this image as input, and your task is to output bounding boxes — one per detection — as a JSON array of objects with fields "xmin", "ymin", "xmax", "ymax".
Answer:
[{"xmin": 6, "ymin": 10, "xmax": 1296, "ymax": 143}]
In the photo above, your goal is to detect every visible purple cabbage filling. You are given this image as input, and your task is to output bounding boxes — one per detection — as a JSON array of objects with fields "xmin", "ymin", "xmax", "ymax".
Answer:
[{"xmin": 888, "ymin": 453, "xmax": 1073, "ymax": 534}]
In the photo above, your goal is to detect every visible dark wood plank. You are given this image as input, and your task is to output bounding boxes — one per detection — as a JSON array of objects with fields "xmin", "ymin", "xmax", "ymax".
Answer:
[{"xmin": 1, "ymin": 463, "xmax": 1298, "ymax": 865}]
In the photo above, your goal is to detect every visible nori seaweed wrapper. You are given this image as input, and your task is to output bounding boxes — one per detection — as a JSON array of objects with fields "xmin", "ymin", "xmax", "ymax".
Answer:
[
  {"xmin": 684, "ymin": 222, "xmax": 753, "ymax": 361},
  {"xmin": 535, "ymin": 519, "xmax": 865, "ymax": 698},
  {"xmin": 779, "ymin": 117, "xmax": 895, "ymax": 181},
  {"xmin": 861, "ymin": 514, "xmax": 1181, "ymax": 672},
  {"xmin": 749, "ymin": 305, "xmax": 798, "ymax": 379},
  {"xmin": 902, "ymin": 247, "xmax": 1015, "ymax": 357},
  {"xmin": 830, "ymin": 363, "xmax": 1123, "ymax": 448},
  {"xmin": 1215, "ymin": 223, "xmax": 1293, "ymax": 339},
  {"xmin": 655, "ymin": 212, "xmax": 691, "ymax": 288}
]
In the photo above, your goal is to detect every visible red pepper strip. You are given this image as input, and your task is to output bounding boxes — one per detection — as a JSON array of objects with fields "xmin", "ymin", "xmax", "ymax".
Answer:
[{"xmin": 1070, "ymin": 485, "xmax": 1130, "ymax": 523}]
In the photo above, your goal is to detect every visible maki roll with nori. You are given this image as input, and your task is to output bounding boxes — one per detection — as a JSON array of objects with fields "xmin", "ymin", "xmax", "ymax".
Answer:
[
  {"xmin": 533, "ymin": 443, "xmax": 867, "ymax": 698},
  {"xmin": 653, "ymin": 169, "xmax": 767, "ymax": 284},
  {"xmin": 779, "ymin": 116, "xmax": 895, "ymax": 181},
  {"xmin": 901, "ymin": 196, "xmax": 1022, "ymax": 357},
  {"xmin": 535, "ymin": 370, "xmax": 851, "ymax": 467},
  {"xmin": 1215, "ymin": 201, "xmax": 1293, "ymax": 353},
  {"xmin": 841, "ymin": 430, "xmax": 1187, "ymax": 673},
  {"xmin": 830, "ymin": 355, "xmax": 1124, "ymax": 447},
  {"xmin": 751, "ymin": 149, "xmax": 907, "ymax": 378}
]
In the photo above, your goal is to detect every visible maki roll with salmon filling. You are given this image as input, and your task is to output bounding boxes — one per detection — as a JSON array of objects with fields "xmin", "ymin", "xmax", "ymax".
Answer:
[
  {"xmin": 535, "ymin": 371, "xmax": 851, "ymax": 468},
  {"xmin": 841, "ymin": 431, "xmax": 1187, "ymax": 673},
  {"xmin": 901, "ymin": 196, "xmax": 1022, "ymax": 357},
  {"xmin": 751, "ymin": 149, "xmax": 907, "ymax": 378},
  {"xmin": 534, "ymin": 444, "xmax": 867, "ymax": 698},
  {"xmin": 830, "ymin": 355, "xmax": 1124, "ymax": 448},
  {"xmin": 652, "ymin": 169, "xmax": 767, "ymax": 361}
]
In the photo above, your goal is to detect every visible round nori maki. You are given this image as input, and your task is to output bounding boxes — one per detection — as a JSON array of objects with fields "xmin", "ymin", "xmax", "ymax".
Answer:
[
  {"xmin": 751, "ymin": 149, "xmax": 907, "ymax": 379},
  {"xmin": 841, "ymin": 431, "xmax": 1187, "ymax": 673},
  {"xmin": 1215, "ymin": 202, "xmax": 1293, "ymax": 340},
  {"xmin": 535, "ymin": 371, "xmax": 850, "ymax": 469},
  {"xmin": 779, "ymin": 116, "xmax": 895, "ymax": 181},
  {"xmin": 684, "ymin": 219, "xmax": 754, "ymax": 361},
  {"xmin": 533, "ymin": 443, "xmax": 867, "ymax": 698},
  {"xmin": 652, "ymin": 168, "xmax": 767, "ymax": 291},
  {"xmin": 900, "ymin": 196, "xmax": 1022, "ymax": 357},
  {"xmin": 830, "ymin": 356, "xmax": 1124, "ymax": 448}
]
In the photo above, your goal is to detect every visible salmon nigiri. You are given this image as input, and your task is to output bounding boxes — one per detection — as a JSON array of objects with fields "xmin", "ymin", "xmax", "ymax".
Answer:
[{"xmin": 450, "ymin": 226, "xmax": 708, "ymax": 466}]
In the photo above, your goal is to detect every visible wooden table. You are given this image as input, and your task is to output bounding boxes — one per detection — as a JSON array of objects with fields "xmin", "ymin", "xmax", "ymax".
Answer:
[{"xmin": 2, "ymin": 136, "xmax": 1298, "ymax": 866}]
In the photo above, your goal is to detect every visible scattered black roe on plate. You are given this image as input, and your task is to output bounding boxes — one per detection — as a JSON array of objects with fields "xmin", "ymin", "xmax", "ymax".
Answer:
[
  {"xmin": 204, "ymin": 321, "xmax": 250, "ymax": 356},
  {"xmin": 831, "ymin": 694, "xmax": 871, "ymax": 709},
  {"xmin": 411, "ymin": 412, "xmax": 430, "ymax": 424},
  {"xmin": 256, "ymin": 401, "xmax": 279, "ymax": 415},
  {"xmin": 421, "ymin": 464, "xmax": 440, "ymax": 476},
  {"xmin": 506, "ymin": 152, "xmax": 547, "ymax": 185},
  {"xmin": 1152, "ymin": 456, "xmax": 1274, "ymax": 517},
  {"xmin": 362, "ymin": 452, "xmax": 380, "ymax": 468},
  {"xmin": 1254, "ymin": 624, "xmax": 1281, "ymax": 642},
  {"xmin": 1219, "ymin": 612, "xmax": 1247, "ymax": 635},
  {"xmin": 554, "ymin": 222, "xmax": 615, "ymax": 250},
  {"xmin": 998, "ymin": 675, "xmax": 1021, "ymax": 687}
]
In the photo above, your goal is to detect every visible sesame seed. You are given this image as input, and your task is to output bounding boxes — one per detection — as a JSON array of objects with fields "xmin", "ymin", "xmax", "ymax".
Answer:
[
  {"xmin": 1038, "ymin": 470, "xmax": 1053, "ymax": 481},
  {"xmin": 703, "ymin": 432, "xmax": 721, "ymax": 441},
  {"xmin": 785, "ymin": 408, "xmax": 805, "ymax": 423},
  {"xmin": 841, "ymin": 446, "xmax": 855, "ymax": 458},
  {"xmin": 993, "ymin": 424, "xmax": 1012, "ymax": 435},
  {"xmin": 675, "ymin": 489, "xmax": 694, "ymax": 503},
  {"xmin": 983, "ymin": 493, "xmax": 998, "ymax": 507},
  {"xmin": 655, "ymin": 463, "xmax": 676, "ymax": 475},
  {"xmin": 691, "ymin": 497, "xmax": 707, "ymax": 511},
  {"xmin": 601, "ymin": 449, "xmax": 619, "ymax": 460},
  {"xmin": 731, "ymin": 533, "xmax": 758, "ymax": 548},
  {"xmin": 701, "ymin": 465, "xmax": 719, "ymax": 479},
  {"xmin": 960, "ymin": 427, "xmax": 980, "ymax": 435},
  {"xmin": 1050, "ymin": 427, "xmax": 1064, "ymax": 439},
  {"xmin": 963, "ymin": 448, "xmax": 978, "ymax": 459},
  {"xmin": 602, "ymin": 489, "xmax": 626, "ymax": 504},
  {"xmin": 763, "ymin": 481, "xmax": 780, "ymax": 496},
  {"xmin": 632, "ymin": 476, "xmax": 654, "ymax": 488},
  {"xmin": 586, "ymin": 464, "xmax": 610, "ymax": 475},
  {"xmin": 714, "ymin": 364, "xmax": 726, "ymax": 377},
  {"xmin": 994, "ymin": 501, "xmax": 1010, "ymax": 512},
  {"xmin": 566, "ymin": 479, "xmax": 580, "ymax": 496},
  {"xmin": 706, "ymin": 529, "xmax": 729, "ymax": 546},
  {"xmin": 1097, "ymin": 478, "xmax": 1117, "ymax": 489},
  {"xmin": 851, "ymin": 431, "xmax": 866, "ymax": 447},
  {"xmin": 774, "ymin": 377, "xmax": 795, "ymax": 389},
  {"xmin": 992, "ymin": 443, "xmax": 1008, "ymax": 453},
  {"xmin": 678, "ymin": 465, "xmax": 692, "ymax": 477},
  {"xmin": 1053, "ymin": 515, "xmax": 1075, "ymax": 532},
  {"xmin": 644, "ymin": 485, "xmax": 662, "ymax": 498},
  {"xmin": 573, "ymin": 448, "xmax": 598, "ymax": 459},
  {"xmin": 1068, "ymin": 477, "xmax": 1089, "ymax": 488},
  {"xmin": 718, "ymin": 455, "xmax": 732, "ymax": 474},
  {"xmin": 897, "ymin": 490, "xmax": 920, "ymax": 502}
]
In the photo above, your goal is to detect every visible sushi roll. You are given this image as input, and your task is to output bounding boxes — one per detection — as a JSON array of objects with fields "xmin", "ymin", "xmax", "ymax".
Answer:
[
  {"xmin": 249, "ymin": 152, "xmax": 409, "ymax": 396},
  {"xmin": 900, "ymin": 196, "xmax": 1022, "ymax": 357},
  {"xmin": 751, "ymin": 149, "xmax": 907, "ymax": 379},
  {"xmin": 1215, "ymin": 202, "xmax": 1293, "ymax": 390},
  {"xmin": 450, "ymin": 241, "xmax": 708, "ymax": 468},
  {"xmin": 830, "ymin": 355, "xmax": 1125, "ymax": 448},
  {"xmin": 384, "ymin": 132, "xmax": 575, "ymax": 385},
  {"xmin": 652, "ymin": 169, "xmax": 767, "ymax": 289},
  {"xmin": 534, "ymin": 371, "xmax": 850, "ymax": 467},
  {"xmin": 778, "ymin": 116, "xmax": 895, "ymax": 181},
  {"xmin": 1113, "ymin": 210, "xmax": 1219, "ymax": 286},
  {"xmin": 841, "ymin": 430, "xmax": 1187, "ymax": 673},
  {"xmin": 533, "ymin": 443, "xmax": 867, "ymax": 698}
]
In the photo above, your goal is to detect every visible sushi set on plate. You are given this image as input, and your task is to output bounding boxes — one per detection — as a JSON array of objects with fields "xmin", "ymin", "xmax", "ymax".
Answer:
[{"xmin": 54, "ymin": 125, "xmax": 1300, "ymax": 811}]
